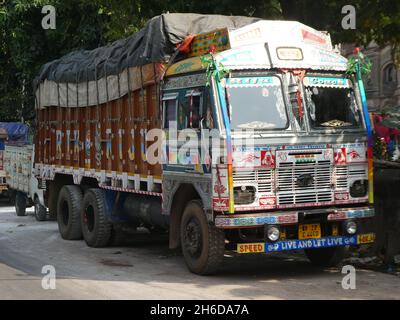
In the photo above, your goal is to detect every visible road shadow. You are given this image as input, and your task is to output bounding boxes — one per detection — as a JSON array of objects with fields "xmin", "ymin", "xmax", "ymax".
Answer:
[{"xmin": 0, "ymin": 206, "xmax": 398, "ymax": 300}]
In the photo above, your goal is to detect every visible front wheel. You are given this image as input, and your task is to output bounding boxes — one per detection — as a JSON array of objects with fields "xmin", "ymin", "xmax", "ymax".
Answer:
[
  {"xmin": 305, "ymin": 246, "xmax": 346, "ymax": 267},
  {"xmin": 34, "ymin": 197, "xmax": 47, "ymax": 221},
  {"xmin": 180, "ymin": 200, "xmax": 225, "ymax": 275},
  {"xmin": 15, "ymin": 192, "xmax": 27, "ymax": 217}
]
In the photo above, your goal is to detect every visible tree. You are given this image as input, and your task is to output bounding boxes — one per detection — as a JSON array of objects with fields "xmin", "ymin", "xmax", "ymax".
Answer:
[
  {"xmin": 279, "ymin": 0, "xmax": 400, "ymax": 65},
  {"xmin": 0, "ymin": 0, "xmax": 113, "ymax": 122},
  {"xmin": 0, "ymin": 0, "xmax": 399, "ymax": 123}
]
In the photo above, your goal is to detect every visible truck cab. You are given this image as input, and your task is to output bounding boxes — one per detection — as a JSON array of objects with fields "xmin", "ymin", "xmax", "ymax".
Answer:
[{"xmin": 161, "ymin": 21, "xmax": 374, "ymax": 273}]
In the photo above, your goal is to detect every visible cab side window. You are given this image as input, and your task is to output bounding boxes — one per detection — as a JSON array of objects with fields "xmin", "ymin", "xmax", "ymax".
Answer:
[
  {"xmin": 180, "ymin": 90, "xmax": 202, "ymax": 129},
  {"xmin": 164, "ymin": 88, "xmax": 215, "ymax": 130},
  {"xmin": 163, "ymin": 94, "xmax": 178, "ymax": 129}
]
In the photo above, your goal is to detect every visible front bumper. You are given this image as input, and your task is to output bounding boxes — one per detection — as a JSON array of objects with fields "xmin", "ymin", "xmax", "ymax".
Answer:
[
  {"xmin": 237, "ymin": 233, "xmax": 375, "ymax": 254},
  {"xmin": 214, "ymin": 206, "xmax": 374, "ymax": 228}
]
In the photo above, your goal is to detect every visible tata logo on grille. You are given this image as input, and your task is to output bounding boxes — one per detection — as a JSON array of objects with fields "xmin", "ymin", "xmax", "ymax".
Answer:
[{"xmin": 296, "ymin": 174, "xmax": 314, "ymax": 187}]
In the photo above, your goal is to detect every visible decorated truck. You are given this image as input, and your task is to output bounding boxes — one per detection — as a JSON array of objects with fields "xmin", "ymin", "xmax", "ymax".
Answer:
[
  {"xmin": 4, "ymin": 144, "xmax": 47, "ymax": 220},
  {"xmin": 0, "ymin": 122, "xmax": 30, "ymax": 202},
  {"xmin": 34, "ymin": 14, "xmax": 375, "ymax": 274},
  {"xmin": 0, "ymin": 128, "xmax": 7, "ymax": 196}
]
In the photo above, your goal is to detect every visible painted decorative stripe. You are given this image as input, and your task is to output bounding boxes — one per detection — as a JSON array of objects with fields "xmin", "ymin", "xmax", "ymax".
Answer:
[
  {"xmin": 37, "ymin": 164, "xmax": 161, "ymax": 190},
  {"xmin": 99, "ymin": 185, "xmax": 162, "ymax": 197},
  {"xmin": 276, "ymin": 199, "xmax": 368, "ymax": 209},
  {"xmin": 303, "ymin": 77, "xmax": 351, "ymax": 88},
  {"xmin": 327, "ymin": 208, "xmax": 374, "ymax": 221},
  {"xmin": 227, "ymin": 76, "xmax": 280, "ymax": 87},
  {"xmin": 355, "ymin": 57, "xmax": 374, "ymax": 204},
  {"xmin": 215, "ymin": 212, "xmax": 298, "ymax": 228}
]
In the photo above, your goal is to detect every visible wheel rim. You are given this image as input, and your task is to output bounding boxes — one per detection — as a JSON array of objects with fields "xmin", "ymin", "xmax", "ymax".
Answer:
[
  {"xmin": 61, "ymin": 200, "xmax": 69, "ymax": 225},
  {"xmin": 84, "ymin": 205, "xmax": 95, "ymax": 232},
  {"xmin": 184, "ymin": 217, "xmax": 202, "ymax": 258}
]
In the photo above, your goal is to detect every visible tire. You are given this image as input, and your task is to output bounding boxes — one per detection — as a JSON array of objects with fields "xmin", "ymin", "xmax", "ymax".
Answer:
[
  {"xmin": 8, "ymin": 190, "xmax": 16, "ymax": 205},
  {"xmin": 48, "ymin": 181, "xmax": 60, "ymax": 221},
  {"xmin": 34, "ymin": 197, "xmax": 47, "ymax": 221},
  {"xmin": 81, "ymin": 189, "xmax": 112, "ymax": 248},
  {"xmin": 57, "ymin": 185, "xmax": 83, "ymax": 240},
  {"xmin": 15, "ymin": 192, "xmax": 27, "ymax": 217},
  {"xmin": 180, "ymin": 200, "xmax": 225, "ymax": 275},
  {"xmin": 305, "ymin": 246, "xmax": 346, "ymax": 267}
]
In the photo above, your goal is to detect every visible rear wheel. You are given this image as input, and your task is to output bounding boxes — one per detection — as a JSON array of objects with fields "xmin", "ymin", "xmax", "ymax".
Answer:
[
  {"xmin": 48, "ymin": 181, "xmax": 61, "ymax": 221},
  {"xmin": 81, "ymin": 189, "xmax": 112, "ymax": 248},
  {"xmin": 34, "ymin": 197, "xmax": 47, "ymax": 221},
  {"xmin": 57, "ymin": 185, "xmax": 83, "ymax": 240},
  {"xmin": 15, "ymin": 192, "xmax": 27, "ymax": 217},
  {"xmin": 8, "ymin": 190, "xmax": 16, "ymax": 205},
  {"xmin": 305, "ymin": 246, "xmax": 346, "ymax": 267},
  {"xmin": 180, "ymin": 200, "xmax": 225, "ymax": 275}
]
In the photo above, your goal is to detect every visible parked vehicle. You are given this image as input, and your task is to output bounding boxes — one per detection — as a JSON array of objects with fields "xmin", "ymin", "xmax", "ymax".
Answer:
[
  {"xmin": 0, "ymin": 122, "xmax": 30, "ymax": 203},
  {"xmin": 0, "ymin": 128, "xmax": 7, "ymax": 198},
  {"xmin": 4, "ymin": 144, "xmax": 47, "ymax": 220},
  {"xmin": 33, "ymin": 14, "xmax": 375, "ymax": 274}
]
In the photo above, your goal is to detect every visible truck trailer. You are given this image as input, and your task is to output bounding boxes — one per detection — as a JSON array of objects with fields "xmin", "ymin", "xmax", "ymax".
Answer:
[{"xmin": 34, "ymin": 14, "xmax": 375, "ymax": 274}]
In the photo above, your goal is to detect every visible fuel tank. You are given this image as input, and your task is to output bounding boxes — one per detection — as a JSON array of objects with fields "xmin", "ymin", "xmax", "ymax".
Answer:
[{"xmin": 122, "ymin": 194, "xmax": 169, "ymax": 231}]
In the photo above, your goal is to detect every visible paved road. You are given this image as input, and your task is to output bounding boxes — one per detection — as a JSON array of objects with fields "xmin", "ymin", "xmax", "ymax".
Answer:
[{"xmin": 0, "ymin": 201, "xmax": 399, "ymax": 300}]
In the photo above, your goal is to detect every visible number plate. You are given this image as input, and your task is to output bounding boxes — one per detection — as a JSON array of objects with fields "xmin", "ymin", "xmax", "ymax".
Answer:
[
  {"xmin": 357, "ymin": 233, "xmax": 375, "ymax": 244},
  {"xmin": 299, "ymin": 224, "xmax": 321, "ymax": 240},
  {"xmin": 237, "ymin": 243, "xmax": 265, "ymax": 254}
]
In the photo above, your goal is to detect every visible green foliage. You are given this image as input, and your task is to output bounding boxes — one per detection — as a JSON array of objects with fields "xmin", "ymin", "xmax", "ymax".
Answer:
[
  {"xmin": 1, "ymin": 0, "xmax": 114, "ymax": 122},
  {"xmin": 0, "ymin": 0, "xmax": 399, "ymax": 123},
  {"xmin": 373, "ymin": 132, "xmax": 390, "ymax": 160},
  {"xmin": 346, "ymin": 52, "xmax": 373, "ymax": 76},
  {"xmin": 200, "ymin": 54, "xmax": 229, "ymax": 86},
  {"xmin": 279, "ymin": 0, "xmax": 400, "ymax": 65}
]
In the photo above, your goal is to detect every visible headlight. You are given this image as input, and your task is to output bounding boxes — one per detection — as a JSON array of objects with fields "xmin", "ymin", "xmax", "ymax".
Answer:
[
  {"xmin": 350, "ymin": 180, "xmax": 368, "ymax": 198},
  {"xmin": 344, "ymin": 221, "xmax": 357, "ymax": 235},
  {"xmin": 266, "ymin": 225, "xmax": 280, "ymax": 242}
]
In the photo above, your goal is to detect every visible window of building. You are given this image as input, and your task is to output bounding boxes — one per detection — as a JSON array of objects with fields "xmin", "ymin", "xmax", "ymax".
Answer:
[{"xmin": 383, "ymin": 63, "xmax": 397, "ymax": 85}]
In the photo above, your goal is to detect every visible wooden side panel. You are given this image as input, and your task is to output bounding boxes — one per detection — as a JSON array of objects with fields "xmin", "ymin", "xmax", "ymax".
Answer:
[{"xmin": 36, "ymin": 83, "xmax": 162, "ymax": 187}]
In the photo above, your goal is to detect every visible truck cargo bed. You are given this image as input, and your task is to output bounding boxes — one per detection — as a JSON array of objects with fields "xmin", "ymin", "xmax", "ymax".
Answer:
[{"xmin": 35, "ymin": 84, "xmax": 163, "ymax": 193}]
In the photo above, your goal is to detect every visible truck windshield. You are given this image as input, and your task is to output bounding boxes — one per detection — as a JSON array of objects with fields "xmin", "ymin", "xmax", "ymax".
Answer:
[
  {"xmin": 303, "ymin": 77, "xmax": 362, "ymax": 129},
  {"xmin": 226, "ymin": 76, "xmax": 288, "ymax": 130}
]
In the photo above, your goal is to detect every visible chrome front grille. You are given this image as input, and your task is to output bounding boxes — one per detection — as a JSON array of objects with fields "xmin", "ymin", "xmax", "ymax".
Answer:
[
  {"xmin": 232, "ymin": 158, "xmax": 367, "ymax": 208},
  {"xmin": 335, "ymin": 165, "xmax": 368, "ymax": 190},
  {"xmin": 233, "ymin": 168, "xmax": 273, "ymax": 193},
  {"xmin": 276, "ymin": 160, "xmax": 333, "ymax": 205}
]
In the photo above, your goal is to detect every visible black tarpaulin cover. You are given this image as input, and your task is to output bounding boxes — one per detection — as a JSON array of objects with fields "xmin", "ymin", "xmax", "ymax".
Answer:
[{"xmin": 34, "ymin": 13, "xmax": 260, "ymax": 87}]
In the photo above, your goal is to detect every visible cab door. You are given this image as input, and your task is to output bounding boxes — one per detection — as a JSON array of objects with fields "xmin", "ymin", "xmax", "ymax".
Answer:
[{"xmin": 161, "ymin": 86, "xmax": 212, "ymax": 173}]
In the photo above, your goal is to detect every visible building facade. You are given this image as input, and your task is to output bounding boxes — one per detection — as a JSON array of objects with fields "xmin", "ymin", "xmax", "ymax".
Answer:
[{"xmin": 342, "ymin": 42, "xmax": 400, "ymax": 112}]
